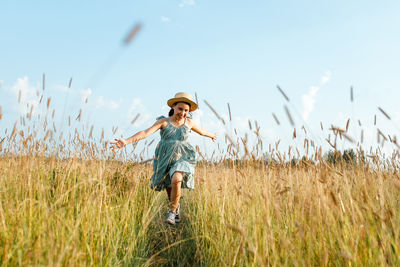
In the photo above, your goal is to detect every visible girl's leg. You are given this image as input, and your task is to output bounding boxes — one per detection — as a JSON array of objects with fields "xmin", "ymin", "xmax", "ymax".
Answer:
[
  {"xmin": 170, "ymin": 171, "xmax": 183, "ymax": 212},
  {"xmin": 166, "ymin": 187, "xmax": 172, "ymax": 201}
]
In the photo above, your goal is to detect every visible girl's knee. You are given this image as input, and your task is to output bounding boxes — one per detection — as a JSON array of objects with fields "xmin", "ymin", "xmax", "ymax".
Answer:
[
  {"xmin": 172, "ymin": 172, "xmax": 184, "ymax": 184},
  {"xmin": 172, "ymin": 178, "xmax": 183, "ymax": 185}
]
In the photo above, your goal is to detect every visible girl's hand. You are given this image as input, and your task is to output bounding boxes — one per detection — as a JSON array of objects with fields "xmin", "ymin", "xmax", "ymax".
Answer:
[
  {"xmin": 110, "ymin": 138, "xmax": 127, "ymax": 151},
  {"xmin": 211, "ymin": 133, "xmax": 217, "ymax": 142}
]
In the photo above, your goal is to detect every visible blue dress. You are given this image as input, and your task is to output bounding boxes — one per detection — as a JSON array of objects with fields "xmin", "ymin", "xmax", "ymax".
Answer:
[{"xmin": 150, "ymin": 116, "xmax": 196, "ymax": 191}]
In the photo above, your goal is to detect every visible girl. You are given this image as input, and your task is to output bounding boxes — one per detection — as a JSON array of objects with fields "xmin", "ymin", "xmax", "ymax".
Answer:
[{"xmin": 111, "ymin": 92, "xmax": 217, "ymax": 225}]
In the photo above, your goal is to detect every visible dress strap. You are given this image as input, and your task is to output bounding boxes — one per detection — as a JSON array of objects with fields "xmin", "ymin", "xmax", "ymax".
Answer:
[{"xmin": 156, "ymin": 115, "xmax": 166, "ymax": 121}]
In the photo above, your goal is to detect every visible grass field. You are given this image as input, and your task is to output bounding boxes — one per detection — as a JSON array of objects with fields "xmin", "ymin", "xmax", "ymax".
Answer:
[
  {"xmin": 1, "ymin": 153, "xmax": 400, "ymax": 266},
  {"xmin": 1, "ymin": 88, "xmax": 400, "ymax": 265}
]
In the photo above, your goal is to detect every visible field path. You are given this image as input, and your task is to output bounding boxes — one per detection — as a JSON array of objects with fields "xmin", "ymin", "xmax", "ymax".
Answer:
[{"xmin": 144, "ymin": 196, "xmax": 205, "ymax": 266}]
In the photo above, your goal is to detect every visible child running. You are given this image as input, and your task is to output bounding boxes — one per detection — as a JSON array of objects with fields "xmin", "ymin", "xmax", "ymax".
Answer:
[{"xmin": 110, "ymin": 92, "xmax": 217, "ymax": 224}]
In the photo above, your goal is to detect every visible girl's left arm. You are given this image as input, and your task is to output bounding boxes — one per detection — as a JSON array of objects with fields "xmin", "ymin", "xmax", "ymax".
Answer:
[{"xmin": 190, "ymin": 120, "xmax": 217, "ymax": 141}]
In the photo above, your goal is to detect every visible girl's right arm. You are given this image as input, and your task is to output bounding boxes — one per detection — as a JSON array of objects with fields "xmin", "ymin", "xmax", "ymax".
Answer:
[{"xmin": 110, "ymin": 118, "xmax": 166, "ymax": 150}]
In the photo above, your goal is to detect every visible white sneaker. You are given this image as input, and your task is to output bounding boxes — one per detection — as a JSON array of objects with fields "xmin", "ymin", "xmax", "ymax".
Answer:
[
  {"xmin": 175, "ymin": 203, "xmax": 181, "ymax": 223},
  {"xmin": 166, "ymin": 210, "xmax": 176, "ymax": 225}
]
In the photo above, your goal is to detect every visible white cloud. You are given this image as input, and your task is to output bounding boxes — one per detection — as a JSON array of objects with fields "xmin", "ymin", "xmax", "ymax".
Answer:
[
  {"xmin": 96, "ymin": 96, "xmax": 105, "ymax": 108},
  {"xmin": 302, "ymin": 86, "xmax": 319, "ymax": 122},
  {"xmin": 302, "ymin": 71, "xmax": 332, "ymax": 121},
  {"xmin": 0, "ymin": 80, "xmax": 3, "ymax": 88},
  {"xmin": 128, "ymin": 98, "xmax": 143, "ymax": 114},
  {"xmin": 80, "ymin": 88, "xmax": 92, "ymax": 103},
  {"xmin": 179, "ymin": 0, "xmax": 195, "ymax": 8},
  {"xmin": 320, "ymin": 71, "xmax": 331, "ymax": 85},
  {"xmin": 128, "ymin": 98, "xmax": 152, "ymax": 128},
  {"xmin": 9, "ymin": 76, "xmax": 40, "ymax": 115},
  {"xmin": 110, "ymin": 101, "xmax": 119, "ymax": 110},
  {"xmin": 95, "ymin": 96, "xmax": 120, "ymax": 110},
  {"xmin": 161, "ymin": 16, "xmax": 170, "ymax": 23}
]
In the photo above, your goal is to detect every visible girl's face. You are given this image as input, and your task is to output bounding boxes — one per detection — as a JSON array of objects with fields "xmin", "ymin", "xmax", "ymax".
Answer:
[{"xmin": 173, "ymin": 102, "xmax": 190, "ymax": 120}]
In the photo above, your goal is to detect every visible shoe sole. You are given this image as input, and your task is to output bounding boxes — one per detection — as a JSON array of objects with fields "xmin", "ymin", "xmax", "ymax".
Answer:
[{"xmin": 166, "ymin": 219, "xmax": 175, "ymax": 225}]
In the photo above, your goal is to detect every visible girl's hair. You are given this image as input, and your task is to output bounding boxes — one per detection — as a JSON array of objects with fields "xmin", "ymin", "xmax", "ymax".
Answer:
[{"xmin": 168, "ymin": 101, "xmax": 192, "ymax": 117}]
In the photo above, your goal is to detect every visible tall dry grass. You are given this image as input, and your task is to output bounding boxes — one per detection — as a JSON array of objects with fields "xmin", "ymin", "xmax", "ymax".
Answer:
[
  {"xmin": 189, "ymin": 163, "xmax": 400, "ymax": 266},
  {"xmin": 1, "ymin": 155, "xmax": 400, "ymax": 266},
  {"xmin": 1, "ymin": 85, "xmax": 400, "ymax": 265},
  {"xmin": 0, "ymin": 157, "xmax": 160, "ymax": 266}
]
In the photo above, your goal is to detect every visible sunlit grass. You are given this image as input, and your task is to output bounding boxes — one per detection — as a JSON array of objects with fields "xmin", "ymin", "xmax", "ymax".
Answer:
[
  {"xmin": 1, "ymin": 155, "xmax": 400, "ymax": 266},
  {"xmin": 1, "ymin": 85, "xmax": 400, "ymax": 265}
]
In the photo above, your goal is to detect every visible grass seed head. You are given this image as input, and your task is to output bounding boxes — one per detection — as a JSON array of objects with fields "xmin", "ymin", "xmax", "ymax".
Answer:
[
  {"xmin": 277, "ymin": 85, "xmax": 290, "ymax": 102},
  {"xmin": 284, "ymin": 105, "xmax": 294, "ymax": 126},
  {"xmin": 204, "ymin": 99, "xmax": 225, "ymax": 125},
  {"xmin": 350, "ymin": 86, "xmax": 354, "ymax": 102},
  {"xmin": 131, "ymin": 113, "xmax": 141, "ymax": 124},
  {"xmin": 227, "ymin": 103, "xmax": 232, "ymax": 121},
  {"xmin": 378, "ymin": 107, "xmax": 391, "ymax": 120},
  {"xmin": 123, "ymin": 23, "xmax": 142, "ymax": 45},
  {"xmin": 272, "ymin": 113, "xmax": 280, "ymax": 125}
]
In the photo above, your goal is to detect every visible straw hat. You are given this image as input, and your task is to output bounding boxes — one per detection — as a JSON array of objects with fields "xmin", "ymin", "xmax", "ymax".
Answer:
[{"xmin": 167, "ymin": 92, "xmax": 198, "ymax": 112}]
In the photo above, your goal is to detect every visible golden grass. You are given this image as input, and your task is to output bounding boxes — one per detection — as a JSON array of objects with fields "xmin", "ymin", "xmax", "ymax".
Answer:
[
  {"xmin": 1, "ymin": 87, "xmax": 400, "ymax": 265},
  {"xmin": 0, "ymin": 157, "xmax": 160, "ymax": 266},
  {"xmin": 192, "ymin": 163, "xmax": 400, "ymax": 266},
  {"xmin": 1, "ymin": 155, "xmax": 400, "ymax": 266}
]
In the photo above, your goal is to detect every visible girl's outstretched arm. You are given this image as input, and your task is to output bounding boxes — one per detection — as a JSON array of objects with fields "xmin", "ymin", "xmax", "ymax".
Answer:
[
  {"xmin": 190, "ymin": 120, "xmax": 217, "ymax": 141},
  {"xmin": 110, "ymin": 118, "xmax": 166, "ymax": 150}
]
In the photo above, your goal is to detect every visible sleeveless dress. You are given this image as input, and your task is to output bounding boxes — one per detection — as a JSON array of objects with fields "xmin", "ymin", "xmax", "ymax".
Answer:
[{"xmin": 150, "ymin": 116, "xmax": 196, "ymax": 191}]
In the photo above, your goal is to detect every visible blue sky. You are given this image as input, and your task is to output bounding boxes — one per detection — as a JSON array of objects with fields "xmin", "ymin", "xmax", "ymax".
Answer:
[{"xmin": 1, "ymin": 1, "xmax": 400, "ymax": 158}]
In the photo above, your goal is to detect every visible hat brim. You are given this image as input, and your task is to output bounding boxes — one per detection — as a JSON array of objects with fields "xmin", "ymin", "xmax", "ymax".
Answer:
[{"xmin": 167, "ymin": 97, "xmax": 198, "ymax": 112}]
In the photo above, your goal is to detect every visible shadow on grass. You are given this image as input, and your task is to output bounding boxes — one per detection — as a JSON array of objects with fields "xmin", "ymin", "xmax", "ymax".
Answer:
[{"xmin": 144, "ymin": 196, "xmax": 207, "ymax": 267}]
